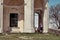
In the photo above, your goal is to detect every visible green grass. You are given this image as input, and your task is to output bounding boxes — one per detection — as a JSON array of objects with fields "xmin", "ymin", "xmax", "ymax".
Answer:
[{"xmin": 0, "ymin": 33, "xmax": 60, "ymax": 40}]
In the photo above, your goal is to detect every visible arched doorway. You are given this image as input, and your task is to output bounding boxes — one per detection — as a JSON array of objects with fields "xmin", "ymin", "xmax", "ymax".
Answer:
[{"xmin": 34, "ymin": 10, "xmax": 43, "ymax": 33}]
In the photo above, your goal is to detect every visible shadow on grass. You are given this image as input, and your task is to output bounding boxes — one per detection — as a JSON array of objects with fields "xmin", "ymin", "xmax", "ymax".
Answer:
[{"xmin": 0, "ymin": 33, "xmax": 60, "ymax": 40}]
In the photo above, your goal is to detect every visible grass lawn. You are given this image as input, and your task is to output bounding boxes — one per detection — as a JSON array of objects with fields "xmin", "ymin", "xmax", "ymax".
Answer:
[{"xmin": 0, "ymin": 33, "xmax": 60, "ymax": 40}]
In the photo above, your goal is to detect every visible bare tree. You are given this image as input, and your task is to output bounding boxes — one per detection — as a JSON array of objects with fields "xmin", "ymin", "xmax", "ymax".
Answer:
[{"xmin": 49, "ymin": 4, "xmax": 60, "ymax": 29}]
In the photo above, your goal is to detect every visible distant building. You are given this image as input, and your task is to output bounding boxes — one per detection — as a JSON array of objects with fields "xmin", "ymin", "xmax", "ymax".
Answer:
[{"xmin": 0, "ymin": 0, "xmax": 49, "ymax": 33}]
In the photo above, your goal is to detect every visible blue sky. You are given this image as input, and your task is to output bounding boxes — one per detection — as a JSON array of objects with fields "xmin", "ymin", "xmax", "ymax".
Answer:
[{"xmin": 49, "ymin": 0, "xmax": 60, "ymax": 7}]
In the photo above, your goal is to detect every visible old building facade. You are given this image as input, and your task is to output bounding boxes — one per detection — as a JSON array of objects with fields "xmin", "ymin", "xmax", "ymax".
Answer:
[{"xmin": 0, "ymin": 0, "xmax": 49, "ymax": 33}]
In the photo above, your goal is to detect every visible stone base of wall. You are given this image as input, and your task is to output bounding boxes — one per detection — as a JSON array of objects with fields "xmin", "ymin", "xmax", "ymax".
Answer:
[{"xmin": 48, "ymin": 28, "xmax": 60, "ymax": 36}]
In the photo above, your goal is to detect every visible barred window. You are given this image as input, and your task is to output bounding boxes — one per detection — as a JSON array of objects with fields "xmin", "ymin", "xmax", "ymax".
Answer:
[{"xmin": 10, "ymin": 13, "xmax": 18, "ymax": 27}]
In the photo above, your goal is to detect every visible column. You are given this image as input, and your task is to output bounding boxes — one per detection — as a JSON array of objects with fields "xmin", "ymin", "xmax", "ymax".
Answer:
[
  {"xmin": 24, "ymin": 0, "xmax": 35, "ymax": 33},
  {"xmin": 0, "ymin": 0, "xmax": 3, "ymax": 33},
  {"xmin": 43, "ymin": 2, "xmax": 49, "ymax": 33}
]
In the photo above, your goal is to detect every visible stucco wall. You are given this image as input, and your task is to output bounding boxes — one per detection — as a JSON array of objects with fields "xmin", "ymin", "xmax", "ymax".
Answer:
[
  {"xmin": 3, "ymin": 6, "xmax": 24, "ymax": 33},
  {"xmin": 0, "ymin": 0, "xmax": 3, "ymax": 33},
  {"xmin": 3, "ymin": 0, "xmax": 44, "ymax": 33}
]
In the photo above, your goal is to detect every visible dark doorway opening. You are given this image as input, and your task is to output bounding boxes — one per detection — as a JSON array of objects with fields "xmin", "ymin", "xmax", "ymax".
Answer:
[
  {"xmin": 10, "ymin": 13, "xmax": 18, "ymax": 27},
  {"xmin": 34, "ymin": 12, "xmax": 43, "ymax": 33}
]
